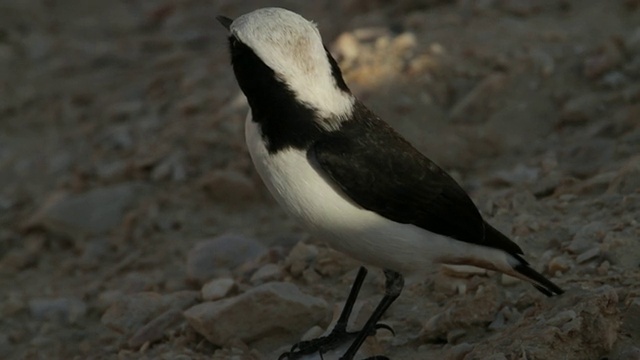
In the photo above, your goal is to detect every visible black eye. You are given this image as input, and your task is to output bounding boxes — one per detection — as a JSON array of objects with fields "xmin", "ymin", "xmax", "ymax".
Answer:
[{"xmin": 229, "ymin": 36, "xmax": 239, "ymax": 47}]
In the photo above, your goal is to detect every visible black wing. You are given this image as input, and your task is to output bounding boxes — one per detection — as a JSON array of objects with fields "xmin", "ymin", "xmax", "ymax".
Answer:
[{"xmin": 310, "ymin": 105, "xmax": 523, "ymax": 256}]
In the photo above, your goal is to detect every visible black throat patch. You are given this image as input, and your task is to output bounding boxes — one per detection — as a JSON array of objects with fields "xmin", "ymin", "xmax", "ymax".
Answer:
[{"xmin": 228, "ymin": 36, "xmax": 350, "ymax": 154}]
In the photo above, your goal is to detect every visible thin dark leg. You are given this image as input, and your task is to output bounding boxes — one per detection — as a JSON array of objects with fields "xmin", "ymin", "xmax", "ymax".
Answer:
[
  {"xmin": 333, "ymin": 266, "xmax": 368, "ymax": 332},
  {"xmin": 279, "ymin": 266, "xmax": 370, "ymax": 359},
  {"xmin": 339, "ymin": 269, "xmax": 404, "ymax": 360}
]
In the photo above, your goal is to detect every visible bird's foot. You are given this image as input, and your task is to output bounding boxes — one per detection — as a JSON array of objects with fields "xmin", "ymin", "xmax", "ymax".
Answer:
[{"xmin": 278, "ymin": 323, "xmax": 393, "ymax": 360}]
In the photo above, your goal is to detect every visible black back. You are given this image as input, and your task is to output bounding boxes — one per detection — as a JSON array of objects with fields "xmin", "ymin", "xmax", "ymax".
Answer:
[{"xmin": 227, "ymin": 35, "xmax": 524, "ymax": 256}]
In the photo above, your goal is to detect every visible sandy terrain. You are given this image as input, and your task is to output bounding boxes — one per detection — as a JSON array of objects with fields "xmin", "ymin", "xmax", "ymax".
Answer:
[{"xmin": 1, "ymin": 1, "xmax": 639, "ymax": 359}]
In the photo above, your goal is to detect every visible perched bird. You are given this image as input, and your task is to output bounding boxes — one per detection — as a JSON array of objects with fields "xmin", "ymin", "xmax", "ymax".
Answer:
[{"xmin": 217, "ymin": 7, "xmax": 563, "ymax": 360}]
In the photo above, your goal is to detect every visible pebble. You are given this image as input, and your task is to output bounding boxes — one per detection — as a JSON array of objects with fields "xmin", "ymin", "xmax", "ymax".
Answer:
[
  {"xmin": 0, "ymin": 333, "xmax": 12, "ymax": 358},
  {"xmin": 421, "ymin": 284, "xmax": 500, "ymax": 340},
  {"xmin": 284, "ymin": 242, "xmax": 319, "ymax": 277},
  {"xmin": 446, "ymin": 342, "xmax": 474, "ymax": 360},
  {"xmin": 618, "ymin": 347, "xmax": 640, "ymax": 360},
  {"xmin": 201, "ymin": 278, "xmax": 236, "ymax": 301},
  {"xmin": 499, "ymin": 0, "xmax": 540, "ymax": 17},
  {"xmin": 608, "ymin": 155, "xmax": 640, "ymax": 194},
  {"xmin": 249, "ymin": 263, "xmax": 283, "ymax": 285},
  {"xmin": 184, "ymin": 282, "xmax": 328, "ymax": 346},
  {"xmin": 584, "ymin": 40, "xmax": 624, "ymax": 79},
  {"xmin": 576, "ymin": 247, "xmax": 600, "ymax": 264},
  {"xmin": 198, "ymin": 170, "xmax": 257, "ymax": 204},
  {"xmin": 150, "ymin": 151, "xmax": 187, "ymax": 182},
  {"xmin": 567, "ymin": 221, "xmax": 606, "ymax": 254},
  {"xmin": 101, "ymin": 291, "xmax": 198, "ymax": 335},
  {"xmin": 449, "ymin": 72, "xmax": 508, "ymax": 124},
  {"xmin": 186, "ymin": 234, "xmax": 267, "ymax": 283},
  {"xmin": 23, "ymin": 183, "xmax": 148, "ymax": 240},
  {"xmin": 558, "ymin": 93, "xmax": 601, "ymax": 126},
  {"xmin": 128, "ymin": 308, "xmax": 184, "ymax": 349},
  {"xmin": 28, "ymin": 297, "xmax": 87, "ymax": 323},
  {"xmin": 547, "ymin": 255, "xmax": 572, "ymax": 274}
]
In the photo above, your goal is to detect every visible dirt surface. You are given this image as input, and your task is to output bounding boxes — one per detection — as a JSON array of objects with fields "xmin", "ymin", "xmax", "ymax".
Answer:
[{"xmin": 1, "ymin": 1, "xmax": 640, "ymax": 359}]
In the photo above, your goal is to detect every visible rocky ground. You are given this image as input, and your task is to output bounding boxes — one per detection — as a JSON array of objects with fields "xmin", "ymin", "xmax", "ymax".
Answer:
[{"xmin": 1, "ymin": 1, "xmax": 639, "ymax": 359}]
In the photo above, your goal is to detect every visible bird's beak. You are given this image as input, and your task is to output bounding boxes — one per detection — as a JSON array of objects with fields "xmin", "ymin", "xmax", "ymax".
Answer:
[{"xmin": 216, "ymin": 15, "xmax": 233, "ymax": 31}]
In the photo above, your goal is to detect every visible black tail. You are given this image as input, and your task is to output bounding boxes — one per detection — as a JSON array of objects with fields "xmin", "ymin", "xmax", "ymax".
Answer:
[{"xmin": 512, "ymin": 257, "xmax": 564, "ymax": 296}]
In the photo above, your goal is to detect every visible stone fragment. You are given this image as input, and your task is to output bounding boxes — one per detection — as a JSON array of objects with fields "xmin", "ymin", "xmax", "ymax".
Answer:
[
  {"xmin": 450, "ymin": 72, "xmax": 508, "ymax": 124},
  {"xmin": 284, "ymin": 242, "xmax": 318, "ymax": 277},
  {"xmin": 567, "ymin": 221, "xmax": 606, "ymax": 254},
  {"xmin": 128, "ymin": 308, "xmax": 184, "ymax": 348},
  {"xmin": 548, "ymin": 255, "xmax": 572, "ymax": 274},
  {"xmin": 101, "ymin": 291, "xmax": 198, "ymax": 335},
  {"xmin": 184, "ymin": 282, "xmax": 328, "ymax": 346},
  {"xmin": 28, "ymin": 297, "xmax": 87, "ymax": 323},
  {"xmin": 23, "ymin": 183, "xmax": 147, "ymax": 240},
  {"xmin": 201, "ymin": 278, "xmax": 236, "ymax": 301},
  {"xmin": 249, "ymin": 263, "xmax": 283, "ymax": 285},
  {"xmin": 186, "ymin": 234, "xmax": 267, "ymax": 283},
  {"xmin": 608, "ymin": 156, "xmax": 640, "ymax": 194},
  {"xmin": 198, "ymin": 170, "xmax": 257, "ymax": 203},
  {"xmin": 576, "ymin": 247, "xmax": 600, "ymax": 264}
]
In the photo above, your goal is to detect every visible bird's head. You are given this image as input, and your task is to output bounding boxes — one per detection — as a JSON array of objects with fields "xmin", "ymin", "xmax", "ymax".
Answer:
[{"xmin": 218, "ymin": 8, "xmax": 353, "ymax": 123}]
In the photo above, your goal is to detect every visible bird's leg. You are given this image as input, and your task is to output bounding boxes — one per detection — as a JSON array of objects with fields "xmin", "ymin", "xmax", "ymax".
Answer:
[
  {"xmin": 339, "ymin": 270, "xmax": 404, "ymax": 360},
  {"xmin": 279, "ymin": 266, "xmax": 392, "ymax": 360}
]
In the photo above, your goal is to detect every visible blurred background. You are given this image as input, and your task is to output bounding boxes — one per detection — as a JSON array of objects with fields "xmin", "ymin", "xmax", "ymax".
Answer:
[{"xmin": 1, "ymin": 1, "xmax": 639, "ymax": 359}]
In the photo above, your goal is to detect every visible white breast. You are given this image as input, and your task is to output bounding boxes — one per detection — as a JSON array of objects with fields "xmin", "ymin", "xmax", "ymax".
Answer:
[{"xmin": 245, "ymin": 113, "xmax": 511, "ymax": 274}]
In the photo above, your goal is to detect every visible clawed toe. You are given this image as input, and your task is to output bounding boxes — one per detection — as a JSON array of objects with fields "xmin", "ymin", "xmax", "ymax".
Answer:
[
  {"xmin": 278, "ymin": 322, "xmax": 394, "ymax": 360},
  {"xmin": 278, "ymin": 328, "xmax": 358, "ymax": 359},
  {"xmin": 373, "ymin": 323, "xmax": 394, "ymax": 337}
]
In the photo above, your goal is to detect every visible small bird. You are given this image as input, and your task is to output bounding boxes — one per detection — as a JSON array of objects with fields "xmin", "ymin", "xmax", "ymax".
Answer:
[{"xmin": 217, "ymin": 7, "xmax": 563, "ymax": 360}]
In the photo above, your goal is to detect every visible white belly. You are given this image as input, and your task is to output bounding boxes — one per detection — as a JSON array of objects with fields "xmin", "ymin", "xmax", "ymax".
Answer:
[{"xmin": 245, "ymin": 113, "xmax": 510, "ymax": 274}]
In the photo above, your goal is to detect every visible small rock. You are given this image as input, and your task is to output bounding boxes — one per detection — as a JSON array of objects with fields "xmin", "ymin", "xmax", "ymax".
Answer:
[
  {"xmin": 250, "ymin": 264, "xmax": 283, "ymax": 285},
  {"xmin": 151, "ymin": 151, "xmax": 187, "ymax": 182},
  {"xmin": 499, "ymin": 0, "xmax": 540, "ymax": 17},
  {"xmin": 23, "ymin": 183, "xmax": 148, "ymax": 240},
  {"xmin": 284, "ymin": 242, "xmax": 319, "ymax": 277},
  {"xmin": 558, "ymin": 93, "xmax": 602, "ymax": 126},
  {"xmin": 186, "ymin": 234, "xmax": 267, "ymax": 283},
  {"xmin": 101, "ymin": 292, "xmax": 165, "ymax": 334},
  {"xmin": 446, "ymin": 342, "xmax": 474, "ymax": 360},
  {"xmin": 333, "ymin": 32, "xmax": 361, "ymax": 64},
  {"xmin": 421, "ymin": 284, "xmax": 501, "ymax": 340},
  {"xmin": 201, "ymin": 278, "xmax": 236, "ymax": 301},
  {"xmin": 584, "ymin": 40, "xmax": 624, "ymax": 79},
  {"xmin": 607, "ymin": 155, "xmax": 640, "ymax": 194},
  {"xmin": 29, "ymin": 297, "xmax": 87, "ymax": 323},
  {"xmin": 576, "ymin": 247, "xmax": 600, "ymax": 264},
  {"xmin": 198, "ymin": 170, "xmax": 257, "ymax": 203},
  {"xmin": 548, "ymin": 255, "xmax": 572, "ymax": 274},
  {"xmin": 0, "ymin": 333, "xmax": 13, "ymax": 358},
  {"xmin": 184, "ymin": 282, "xmax": 329, "ymax": 346},
  {"xmin": 450, "ymin": 72, "xmax": 508, "ymax": 124},
  {"xmin": 567, "ymin": 221, "xmax": 606, "ymax": 254},
  {"xmin": 447, "ymin": 329, "xmax": 466, "ymax": 344},
  {"xmin": 128, "ymin": 308, "xmax": 184, "ymax": 349},
  {"xmin": 77, "ymin": 237, "xmax": 111, "ymax": 269},
  {"xmin": 101, "ymin": 291, "xmax": 198, "ymax": 335},
  {"xmin": 489, "ymin": 164, "xmax": 539, "ymax": 186},
  {"xmin": 565, "ymin": 140, "xmax": 616, "ymax": 178},
  {"xmin": 619, "ymin": 347, "xmax": 640, "ymax": 360},
  {"xmin": 596, "ymin": 260, "xmax": 610, "ymax": 276},
  {"xmin": 106, "ymin": 101, "xmax": 145, "ymax": 121}
]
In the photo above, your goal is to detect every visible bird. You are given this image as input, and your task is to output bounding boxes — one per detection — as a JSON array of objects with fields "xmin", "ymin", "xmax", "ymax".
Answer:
[{"xmin": 217, "ymin": 7, "xmax": 563, "ymax": 360}]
